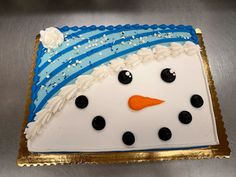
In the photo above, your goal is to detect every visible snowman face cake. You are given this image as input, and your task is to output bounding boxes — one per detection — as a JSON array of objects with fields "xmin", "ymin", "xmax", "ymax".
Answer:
[{"xmin": 25, "ymin": 25, "xmax": 219, "ymax": 152}]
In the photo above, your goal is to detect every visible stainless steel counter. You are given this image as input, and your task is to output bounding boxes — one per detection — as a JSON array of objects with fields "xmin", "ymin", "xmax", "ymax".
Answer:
[{"xmin": 0, "ymin": 0, "xmax": 235, "ymax": 176}]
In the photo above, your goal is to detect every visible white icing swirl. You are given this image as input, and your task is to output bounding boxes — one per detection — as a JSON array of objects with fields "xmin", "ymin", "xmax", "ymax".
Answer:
[
  {"xmin": 59, "ymin": 84, "xmax": 78, "ymax": 100},
  {"xmin": 183, "ymin": 41, "xmax": 199, "ymax": 56},
  {"xmin": 153, "ymin": 45, "xmax": 171, "ymax": 59},
  {"xmin": 40, "ymin": 27, "xmax": 64, "ymax": 49},
  {"xmin": 137, "ymin": 48, "xmax": 154, "ymax": 63},
  {"xmin": 92, "ymin": 65, "xmax": 111, "ymax": 81},
  {"xmin": 36, "ymin": 109, "xmax": 52, "ymax": 124},
  {"xmin": 25, "ymin": 122, "xmax": 35, "ymax": 140},
  {"xmin": 25, "ymin": 42, "xmax": 200, "ymax": 140},
  {"xmin": 125, "ymin": 54, "xmax": 141, "ymax": 68},
  {"xmin": 75, "ymin": 75, "xmax": 94, "ymax": 91},
  {"xmin": 47, "ymin": 96, "xmax": 65, "ymax": 114},
  {"xmin": 25, "ymin": 109, "xmax": 52, "ymax": 140},
  {"xmin": 170, "ymin": 42, "xmax": 184, "ymax": 56},
  {"xmin": 109, "ymin": 58, "xmax": 126, "ymax": 72}
]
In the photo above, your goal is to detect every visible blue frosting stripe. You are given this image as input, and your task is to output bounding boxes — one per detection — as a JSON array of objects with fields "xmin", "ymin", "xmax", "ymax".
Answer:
[
  {"xmin": 65, "ymin": 28, "xmax": 95, "ymax": 39},
  {"xmin": 28, "ymin": 24, "xmax": 198, "ymax": 122},
  {"xmin": 29, "ymin": 42, "xmax": 46, "ymax": 122}
]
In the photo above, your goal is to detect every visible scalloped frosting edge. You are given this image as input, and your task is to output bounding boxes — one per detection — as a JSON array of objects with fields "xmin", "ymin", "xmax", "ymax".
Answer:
[
  {"xmin": 59, "ymin": 24, "xmax": 196, "ymax": 34},
  {"xmin": 25, "ymin": 41, "xmax": 199, "ymax": 140}
]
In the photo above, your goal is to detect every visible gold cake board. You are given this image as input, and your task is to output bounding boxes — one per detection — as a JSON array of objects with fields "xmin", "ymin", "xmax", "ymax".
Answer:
[{"xmin": 17, "ymin": 29, "xmax": 230, "ymax": 167}]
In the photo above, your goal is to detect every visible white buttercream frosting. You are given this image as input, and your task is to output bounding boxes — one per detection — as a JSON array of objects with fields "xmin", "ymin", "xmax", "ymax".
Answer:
[
  {"xmin": 40, "ymin": 27, "xmax": 64, "ymax": 49},
  {"xmin": 170, "ymin": 42, "xmax": 184, "ymax": 56},
  {"xmin": 137, "ymin": 48, "xmax": 154, "ymax": 63},
  {"xmin": 25, "ymin": 109, "xmax": 52, "ymax": 140},
  {"xmin": 109, "ymin": 58, "xmax": 126, "ymax": 72},
  {"xmin": 25, "ymin": 42, "xmax": 200, "ymax": 140},
  {"xmin": 125, "ymin": 54, "xmax": 141, "ymax": 68},
  {"xmin": 47, "ymin": 96, "xmax": 65, "ymax": 114},
  {"xmin": 183, "ymin": 41, "xmax": 199, "ymax": 56},
  {"xmin": 75, "ymin": 75, "xmax": 94, "ymax": 91},
  {"xmin": 92, "ymin": 65, "xmax": 111, "ymax": 81},
  {"xmin": 152, "ymin": 45, "xmax": 171, "ymax": 59},
  {"xmin": 59, "ymin": 84, "xmax": 78, "ymax": 100}
]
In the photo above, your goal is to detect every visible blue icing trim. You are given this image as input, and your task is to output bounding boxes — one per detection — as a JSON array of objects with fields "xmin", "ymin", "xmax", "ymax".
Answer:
[
  {"xmin": 28, "ymin": 24, "xmax": 198, "ymax": 122},
  {"xmin": 32, "ymin": 145, "xmax": 209, "ymax": 153},
  {"xmin": 59, "ymin": 26, "xmax": 70, "ymax": 32},
  {"xmin": 65, "ymin": 28, "xmax": 97, "ymax": 40}
]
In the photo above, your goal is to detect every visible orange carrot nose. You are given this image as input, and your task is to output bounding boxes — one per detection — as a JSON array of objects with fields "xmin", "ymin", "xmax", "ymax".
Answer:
[{"xmin": 128, "ymin": 95, "xmax": 164, "ymax": 111}]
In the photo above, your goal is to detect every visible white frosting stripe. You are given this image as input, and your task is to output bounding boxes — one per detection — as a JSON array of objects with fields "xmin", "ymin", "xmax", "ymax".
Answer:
[{"xmin": 25, "ymin": 42, "xmax": 199, "ymax": 140}]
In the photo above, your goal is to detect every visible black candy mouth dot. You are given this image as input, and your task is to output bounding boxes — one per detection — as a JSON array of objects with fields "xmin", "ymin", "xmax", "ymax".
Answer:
[
  {"xmin": 122, "ymin": 131, "xmax": 135, "ymax": 145},
  {"xmin": 178, "ymin": 111, "xmax": 192, "ymax": 124},
  {"xmin": 92, "ymin": 116, "xmax": 106, "ymax": 130},
  {"xmin": 158, "ymin": 127, "xmax": 172, "ymax": 141}
]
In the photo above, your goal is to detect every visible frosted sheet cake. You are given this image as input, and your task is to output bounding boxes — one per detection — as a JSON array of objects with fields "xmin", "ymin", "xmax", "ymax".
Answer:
[{"xmin": 24, "ymin": 24, "xmax": 220, "ymax": 153}]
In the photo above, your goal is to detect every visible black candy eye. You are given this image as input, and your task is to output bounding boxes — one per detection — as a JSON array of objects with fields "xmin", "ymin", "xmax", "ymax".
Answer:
[
  {"xmin": 75, "ymin": 95, "xmax": 88, "ymax": 109},
  {"xmin": 92, "ymin": 116, "xmax": 106, "ymax": 130},
  {"xmin": 161, "ymin": 68, "xmax": 176, "ymax": 83},
  {"xmin": 158, "ymin": 127, "xmax": 172, "ymax": 141},
  {"xmin": 179, "ymin": 111, "xmax": 192, "ymax": 124},
  {"xmin": 190, "ymin": 94, "xmax": 204, "ymax": 108},
  {"xmin": 122, "ymin": 131, "xmax": 135, "ymax": 145},
  {"xmin": 118, "ymin": 70, "xmax": 132, "ymax": 84}
]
